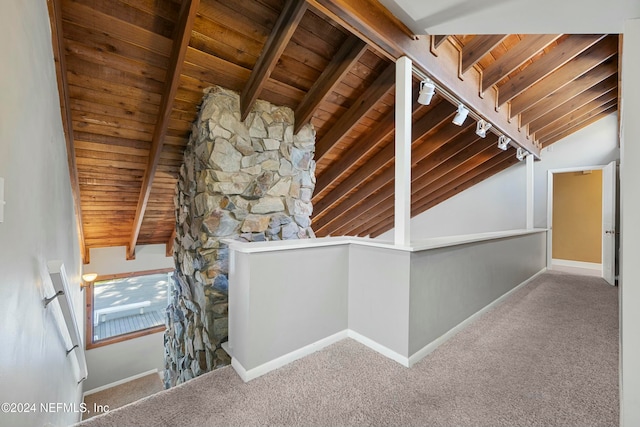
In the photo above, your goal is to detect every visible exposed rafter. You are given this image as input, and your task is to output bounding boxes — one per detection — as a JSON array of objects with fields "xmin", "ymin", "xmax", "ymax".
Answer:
[
  {"xmin": 481, "ymin": 34, "xmax": 561, "ymax": 92},
  {"xmin": 326, "ymin": 126, "xmax": 485, "ymax": 236},
  {"xmin": 315, "ymin": 61, "xmax": 396, "ymax": 161},
  {"xmin": 535, "ymin": 96, "xmax": 617, "ymax": 140},
  {"xmin": 308, "ymin": 0, "xmax": 541, "ymax": 157},
  {"xmin": 315, "ymin": 109, "xmax": 467, "ymax": 234},
  {"xmin": 540, "ymin": 106, "xmax": 617, "ymax": 146},
  {"xmin": 497, "ymin": 34, "xmax": 605, "ymax": 106},
  {"xmin": 314, "ymin": 107, "xmax": 394, "ymax": 196},
  {"xmin": 240, "ymin": 0, "xmax": 307, "ymax": 121},
  {"xmin": 529, "ymin": 87, "xmax": 617, "ymax": 134},
  {"xmin": 313, "ymin": 101, "xmax": 454, "ymax": 221},
  {"xmin": 368, "ymin": 153, "xmax": 518, "ymax": 238},
  {"xmin": 510, "ymin": 37, "xmax": 617, "ymax": 117},
  {"xmin": 338, "ymin": 135, "xmax": 495, "ymax": 236},
  {"xmin": 432, "ymin": 35, "xmax": 449, "ymax": 49},
  {"xmin": 294, "ymin": 35, "xmax": 368, "ymax": 133},
  {"xmin": 166, "ymin": 228, "xmax": 176, "ymax": 258},
  {"xmin": 518, "ymin": 64, "xmax": 617, "ymax": 124},
  {"xmin": 50, "ymin": 0, "xmax": 620, "ymax": 249},
  {"xmin": 47, "ymin": 0, "xmax": 87, "ymax": 263},
  {"xmin": 127, "ymin": 0, "xmax": 200, "ymax": 260},
  {"xmin": 460, "ymin": 34, "xmax": 507, "ymax": 75}
]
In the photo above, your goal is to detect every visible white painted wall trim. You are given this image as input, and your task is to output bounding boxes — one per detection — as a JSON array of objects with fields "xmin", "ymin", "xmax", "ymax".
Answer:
[
  {"xmin": 231, "ymin": 331, "xmax": 348, "ymax": 382},
  {"xmin": 551, "ymin": 259, "xmax": 603, "ymax": 270},
  {"xmin": 526, "ymin": 154, "xmax": 534, "ymax": 229},
  {"xmin": 546, "ymin": 164, "xmax": 609, "ymax": 269},
  {"xmin": 347, "ymin": 330, "xmax": 410, "ymax": 367},
  {"xmin": 551, "ymin": 259, "xmax": 603, "ymax": 276},
  {"xmin": 224, "ymin": 229, "xmax": 547, "ymax": 254},
  {"xmin": 394, "ymin": 56, "xmax": 412, "ymax": 246},
  {"xmin": 407, "ymin": 268, "xmax": 547, "ymax": 367},
  {"xmin": 83, "ymin": 369, "xmax": 159, "ymax": 397}
]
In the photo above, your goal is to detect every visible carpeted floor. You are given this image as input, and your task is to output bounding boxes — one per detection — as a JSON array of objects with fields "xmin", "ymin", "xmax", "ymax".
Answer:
[
  {"xmin": 82, "ymin": 373, "xmax": 164, "ymax": 420},
  {"xmin": 76, "ymin": 271, "xmax": 619, "ymax": 427}
]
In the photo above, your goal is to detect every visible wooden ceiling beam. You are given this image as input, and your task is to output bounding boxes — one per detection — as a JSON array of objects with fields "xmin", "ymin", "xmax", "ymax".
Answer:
[
  {"xmin": 314, "ymin": 108, "xmax": 394, "ymax": 197},
  {"xmin": 460, "ymin": 34, "xmax": 507, "ymax": 75},
  {"xmin": 315, "ymin": 117, "xmax": 470, "ymax": 233},
  {"xmin": 240, "ymin": 0, "xmax": 307, "ymax": 121},
  {"xmin": 529, "ymin": 85, "xmax": 617, "ymax": 134},
  {"xmin": 539, "ymin": 103, "xmax": 617, "ymax": 145},
  {"xmin": 294, "ymin": 34, "xmax": 368, "ymax": 133},
  {"xmin": 367, "ymin": 153, "xmax": 518, "ymax": 238},
  {"xmin": 314, "ymin": 83, "xmax": 422, "ymax": 199},
  {"xmin": 535, "ymin": 96, "xmax": 617, "ymax": 140},
  {"xmin": 307, "ymin": 0, "xmax": 541, "ymax": 157},
  {"xmin": 47, "ymin": 0, "xmax": 88, "ymax": 263},
  {"xmin": 341, "ymin": 140, "xmax": 497, "ymax": 236},
  {"xmin": 415, "ymin": 152, "xmax": 519, "ymax": 216},
  {"xmin": 497, "ymin": 34, "xmax": 605, "ymax": 107},
  {"xmin": 432, "ymin": 35, "xmax": 449, "ymax": 49},
  {"xmin": 315, "ymin": 61, "xmax": 396, "ymax": 161},
  {"xmin": 325, "ymin": 127, "xmax": 486, "ymax": 236},
  {"xmin": 165, "ymin": 228, "xmax": 176, "ymax": 258},
  {"xmin": 517, "ymin": 63, "xmax": 617, "ymax": 124},
  {"xmin": 312, "ymin": 101, "xmax": 455, "ymax": 220},
  {"xmin": 412, "ymin": 139, "xmax": 497, "ymax": 196},
  {"xmin": 510, "ymin": 37, "xmax": 618, "ymax": 118},
  {"xmin": 481, "ymin": 34, "xmax": 561, "ymax": 92},
  {"xmin": 127, "ymin": 0, "xmax": 200, "ymax": 260}
]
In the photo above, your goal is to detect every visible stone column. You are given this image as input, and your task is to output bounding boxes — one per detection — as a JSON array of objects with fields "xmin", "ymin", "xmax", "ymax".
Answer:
[{"xmin": 164, "ymin": 86, "xmax": 316, "ymax": 387}]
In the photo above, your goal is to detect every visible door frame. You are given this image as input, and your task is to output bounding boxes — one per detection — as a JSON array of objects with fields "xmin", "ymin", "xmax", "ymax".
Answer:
[{"xmin": 546, "ymin": 164, "xmax": 611, "ymax": 274}]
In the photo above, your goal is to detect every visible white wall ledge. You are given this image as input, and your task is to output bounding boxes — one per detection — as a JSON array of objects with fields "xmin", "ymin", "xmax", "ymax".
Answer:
[{"xmin": 223, "ymin": 228, "xmax": 547, "ymax": 254}]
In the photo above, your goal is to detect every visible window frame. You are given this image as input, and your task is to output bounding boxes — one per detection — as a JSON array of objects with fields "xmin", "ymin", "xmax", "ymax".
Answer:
[{"xmin": 85, "ymin": 267, "xmax": 174, "ymax": 349}]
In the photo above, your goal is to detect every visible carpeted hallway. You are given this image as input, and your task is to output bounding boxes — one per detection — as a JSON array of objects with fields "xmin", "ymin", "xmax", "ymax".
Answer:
[{"xmin": 76, "ymin": 271, "xmax": 619, "ymax": 427}]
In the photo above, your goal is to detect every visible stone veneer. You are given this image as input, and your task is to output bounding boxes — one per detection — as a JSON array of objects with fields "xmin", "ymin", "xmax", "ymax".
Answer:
[{"xmin": 164, "ymin": 86, "xmax": 316, "ymax": 387}]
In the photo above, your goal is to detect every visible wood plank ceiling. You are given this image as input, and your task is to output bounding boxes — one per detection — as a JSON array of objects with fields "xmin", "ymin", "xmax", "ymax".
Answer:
[{"xmin": 47, "ymin": 0, "xmax": 619, "ymax": 262}]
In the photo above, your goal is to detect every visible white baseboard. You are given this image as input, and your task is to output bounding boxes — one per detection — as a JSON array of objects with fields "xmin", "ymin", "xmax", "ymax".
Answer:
[
  {"xmin": 407, "ymin": 267, "xmax": 547, "ymax": 367},
  {"xmin": 231, "ymin": 268, "xmax": 548, "ymax": 382},
  {"xmin": 83, "ymin": 369, "xmax": 159, "ymax": 397},
  {"xmin": 551, "ymin": 259, "xmax": 602, "ymax": 276},
  {"xmin": 231, "ymin": 330, "xmax": 348, "ymax": 382},
  {"xmin": 347, "ymin": 330, "xmax": 409, "ymax": 367}
]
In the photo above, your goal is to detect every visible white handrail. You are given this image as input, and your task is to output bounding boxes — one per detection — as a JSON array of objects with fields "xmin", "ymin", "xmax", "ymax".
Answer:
[{"xmin": 45, "ymin": 260, "xmax": 88, "ymax": 384}]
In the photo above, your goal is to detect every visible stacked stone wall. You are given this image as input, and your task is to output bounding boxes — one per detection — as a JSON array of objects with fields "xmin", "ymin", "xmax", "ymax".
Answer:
[{"xmin": 164, "ymin": 86, "xmax": 316, "ymax": 387}]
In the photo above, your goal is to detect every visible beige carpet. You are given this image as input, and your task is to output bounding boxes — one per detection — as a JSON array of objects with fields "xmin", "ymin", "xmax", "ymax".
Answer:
[
  {"xmin": 76, "ymin": 272, "xmax": 619, "ymax": 427},
  {"xmin": 82, "ymin": 373, "xmax": 164, "ymax": 421}
]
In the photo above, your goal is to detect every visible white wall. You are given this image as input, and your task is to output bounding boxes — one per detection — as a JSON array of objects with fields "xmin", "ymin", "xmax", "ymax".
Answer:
[
  {"xmin": 0, "ymin": 1, "xmax": 84, "ymax": 426},
  {"xmin": 83, "ymin": 244, "xmax": 173, "ymax": 392},
  {"xmin": 376, "ymin": 113, "xmax": 619, "ymax": 243},
  {"xmin": 84, "ymin": 244, "xmax": 174, "ymax": 276},
  {"xmin": 620, "ymin": 19, "xmax": 640, "ymax": 427},
  {"xmin": 380, "ymin": 0, "xmax": 640, "ymax": 37},
  {"xmin": 378, "ymin": 161, "xmax": 527, "ymax": 240},
  {"xmin": 533, "ymin": 113, "xmax": 620, "ymax": 228}
]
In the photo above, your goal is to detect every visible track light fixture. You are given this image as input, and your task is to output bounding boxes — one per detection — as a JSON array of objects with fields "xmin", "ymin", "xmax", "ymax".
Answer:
[
  {"xmin": 516, "ymin": 147, "xmax": 528, "ymax": 161},
  {"xmin": 497, "ymin": 135, "xmax": 511, "ymax": 150},
  {"xmin": 452, "ymin": 104, "xmax": 469, "ymax": 126},
  {"xmin": 417, "ymin": 78, "xmax": 436, "ymax": 105},
  {"xmin": 475, "ymin": 119, "xmax": 492, "ymax": 138}
]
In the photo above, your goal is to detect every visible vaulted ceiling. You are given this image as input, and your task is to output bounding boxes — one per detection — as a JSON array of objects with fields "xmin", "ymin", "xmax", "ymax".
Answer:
[{"xmin": 47, "ymin": 0, "xmax": 619, "ymax": 262}]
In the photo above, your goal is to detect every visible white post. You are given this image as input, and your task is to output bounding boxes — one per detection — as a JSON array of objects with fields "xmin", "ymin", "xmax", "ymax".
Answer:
[
  {"xmin": 394, "ymin": 57, "xmax": 412, "ymax": 246},
  {"xmin": 526, "ymin": 153, "xmax": 534, "ymax": 229},
  {"xmin": 621, "ymin": 18, "xmax": 640, "ymax": 427}
]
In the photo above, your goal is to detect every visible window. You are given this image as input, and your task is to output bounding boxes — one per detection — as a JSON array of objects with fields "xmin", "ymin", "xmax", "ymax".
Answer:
[{"xmin": 85, "ymin": 268, "xmax": 173, "ymax": 348}]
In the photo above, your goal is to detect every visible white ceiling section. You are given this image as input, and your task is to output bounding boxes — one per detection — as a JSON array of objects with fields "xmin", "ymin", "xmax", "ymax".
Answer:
[{"xmin": 378, "ymin": 0, "xmax": 640, "ymax": 35}]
